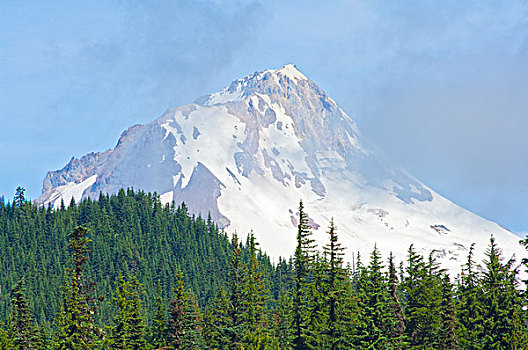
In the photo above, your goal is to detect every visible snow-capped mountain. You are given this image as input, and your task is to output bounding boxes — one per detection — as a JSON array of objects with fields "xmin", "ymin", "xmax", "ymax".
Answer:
[{"xmin": 37, "ymin": 64, "xmax": 525, "ymax": 272}]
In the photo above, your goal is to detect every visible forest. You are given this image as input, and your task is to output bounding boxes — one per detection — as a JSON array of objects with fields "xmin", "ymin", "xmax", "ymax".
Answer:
[{"xmin": 0, "ymin": 187, "xmax": 527, "ymax": 349}]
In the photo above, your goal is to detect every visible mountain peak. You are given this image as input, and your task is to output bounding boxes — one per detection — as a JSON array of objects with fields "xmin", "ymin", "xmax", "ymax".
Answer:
[
  {"xmin": 37, "ymin": 65, "xmax": 525, "ymax": 274},
  {"xmin": 270, "ymin": 63, "xmax": 308, "ymax": 81},
  {"xmin": 196, "ymin": 64, "xmax": 310, "ymax": 106}
]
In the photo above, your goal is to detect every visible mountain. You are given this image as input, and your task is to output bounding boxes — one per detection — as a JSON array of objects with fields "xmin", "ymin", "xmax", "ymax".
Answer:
[{"xmin": 37, "ymin": 64, "xmax": 524, "ymax": 272}]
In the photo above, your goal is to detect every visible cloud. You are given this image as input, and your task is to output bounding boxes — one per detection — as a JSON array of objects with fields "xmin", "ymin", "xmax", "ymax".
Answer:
[
  {"xmin": 1, "ymin": 0, "xmax": 526, "ymax": 231},
  {"xmin": 0, "ymin": 0, "xmax": 268, "ymax": 198}
]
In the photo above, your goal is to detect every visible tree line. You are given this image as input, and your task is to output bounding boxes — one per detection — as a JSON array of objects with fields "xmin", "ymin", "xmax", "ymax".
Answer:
[{"xmin": 0, "ymin": 188, "xmax": 528, "ymax": 349}]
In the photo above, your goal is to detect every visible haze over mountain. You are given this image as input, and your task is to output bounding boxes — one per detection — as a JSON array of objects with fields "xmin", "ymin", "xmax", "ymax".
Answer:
[{"xmin": 37, "ymin": 65, "xmax": 525, "ymax": 271}]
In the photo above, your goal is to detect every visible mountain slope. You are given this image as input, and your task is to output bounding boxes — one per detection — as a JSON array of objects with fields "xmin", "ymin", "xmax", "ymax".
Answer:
[{"xmin": 37, "ymin": 64, "xmax": 525, "ymax": 272}]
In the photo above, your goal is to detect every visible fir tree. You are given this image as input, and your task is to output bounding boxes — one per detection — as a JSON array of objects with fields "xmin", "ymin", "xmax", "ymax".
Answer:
[
  {"xmin": 0, "ymin": 324, "xmax": 12, "ymax": 350},
  {"xmin": 150, "ymin": 282, "xmax": 167, "ymax": 349},
  {"xmin": 403, "ymin": 245, "xmax": 443, "ymax": 349},
  {"xmin": 109, "ymin": 275, "xmax": 147, "ymax": 350},
  {"xmin": 242, "ymin": 232, "xmax": 269, "ymax": 342},
  {"xmin": 356, "ymin": 245, "xmax": 394, "ymax": 349},
  {"xmin": 292, "ymin": 200, "xmax": 316, "ymax": 350},
  {"xmin": 204, "ymin": 287, "xmax": 231, "ymax": 349},
  {"xmin": 13, "ymin": 187, "xmax": 26, "ymax": 208},
  {"xmin": 7, "ymin": 281, "xmax": 40, "ymax": 349},
  {"xmin": 520, "ymin": 234, "xmax": 528, "ymax": 294},
  {"xmin": 455, "ymin": 244, "xmax": 484, "ymax": 350},
  {"xmin": 480, "ymin": 236, "xmax": 527, "ymax": 349},
  {"xmin": 167, "ymin": 270, "xmax": 204, "ymax": 350},
  {"xmin": 54, "ymin": 226, "xmax": 100, "ymax": 349},
  {"xmin": 438, "ymin": 274, "xmax": 458, "ymax": 350},
  {"xmin": 224, "ymin": 233, "xmax": 246, "ymax": 349},
  {"xmin": 271, "ymin": 291, "xmax": 294, "ymax": 349},
  {"xmin": 321, "ymin": 219, "xmax": 350, "ymax": 350},
  {"xmin": 386, "ymin": 252, "xmax": 407, "ymax": 349}
]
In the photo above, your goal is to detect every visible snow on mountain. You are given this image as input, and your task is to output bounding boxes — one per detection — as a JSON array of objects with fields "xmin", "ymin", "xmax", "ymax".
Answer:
[{"xmin": 37, "ymin": 64, "xmax": 525, "ymax": 274}]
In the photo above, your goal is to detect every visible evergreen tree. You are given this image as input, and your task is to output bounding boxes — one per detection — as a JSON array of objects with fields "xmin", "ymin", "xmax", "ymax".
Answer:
[
  {"xmin": 320, "ymin": 219, "xmax": 350, "ymax": 350},
  {"xmin": 54, "ymin": 226, "xmax": 100, "ymax": 349},
  {"xmin": 403, "ymin": 245, "xmax": 442, "ymax": 349},
  {"xmin": 167, "ymin": 270, "xmax": 204, "ymax": 350},
  {"xmin": 386, "ymin": 252, "xmax": 407, "ymax": 349},
  {"xmin": 204, "ymin": 287, "xmax": 231, "ymax": 349},
  {"xmin": 292, "ymin": 200, "xmax": 316, "ymax": 350},
  {"xmin": 438, "ymin": 274, "xmax": 458, "ymax": 350},
  {"xmin": 480, "ymin": 236, "xmax": 527, "ymax": 349},
  {"xmin": 109, "ymin": 275, "xmax": 147, "ymax": 350},
  {"xmin": 304, "ymin": 254, "xmax": 329, "ymax": 349},
  {"xmin": 0, "ymin": 324, "xmax": 12, "ymax": 350},
  {"xmin": 520, "ymin": 234, "xmax": 528, "ymax": 294},
  {"xmin": 271, "ymin": 291, "xmax": 294, "ymax": 349},
  {"xmin": 455, "ymin": 244, "xmax": 484, "ymax": 350},
  {"xmin": 150, "ymin": 282, "xmax": 167, "ymax": 349},
  {"xmin": 355, "ymin": 245, "xmax": 395, "ymax": 349},
  {"xmin": 242, "ymin": 232, "xmax": 269, "ymax": 342},
  {"xmin": 7, "ymin": 281, "xmax": 40, "ymax": 349},
  {"xmin": 13, "ymin": 187, "xmax": 26, "ymax": 208}
]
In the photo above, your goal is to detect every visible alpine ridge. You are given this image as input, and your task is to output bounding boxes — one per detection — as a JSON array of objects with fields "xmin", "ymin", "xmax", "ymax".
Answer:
[{"xmin": 37, "ymin": 64, "xmax": 525, "ymax": 272}]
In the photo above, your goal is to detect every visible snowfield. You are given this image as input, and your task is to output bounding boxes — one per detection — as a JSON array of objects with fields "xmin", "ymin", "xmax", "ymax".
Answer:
[{"xmin": 37, "ymin": 64, "xmax": 526, "ymax": 276}]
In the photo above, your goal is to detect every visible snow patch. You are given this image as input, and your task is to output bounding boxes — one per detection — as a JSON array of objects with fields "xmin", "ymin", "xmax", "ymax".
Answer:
[{"xmin": 50, "ymin": 175, "xmax": 98, "ymax": 208}]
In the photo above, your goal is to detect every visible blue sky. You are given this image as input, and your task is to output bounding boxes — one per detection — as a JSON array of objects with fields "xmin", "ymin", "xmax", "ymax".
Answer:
[{"xmin": 1, "ymin": 0, "xmax": 527, "ymax": 234}]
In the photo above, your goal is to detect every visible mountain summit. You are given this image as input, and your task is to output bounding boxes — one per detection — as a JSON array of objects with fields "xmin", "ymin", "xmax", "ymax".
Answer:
[{"xmin": 37, "ymin": 64, "xmax": 524, "ymax": 270}]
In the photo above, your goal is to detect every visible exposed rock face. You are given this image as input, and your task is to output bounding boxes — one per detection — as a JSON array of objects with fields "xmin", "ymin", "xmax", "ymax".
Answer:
[
  {"xmin": 37, "ymin": 64, "xmax": 525, "ymax": 273},
  {"xmin": 40, "ymin": 151, "xmax": 110, "ymax": 202}
]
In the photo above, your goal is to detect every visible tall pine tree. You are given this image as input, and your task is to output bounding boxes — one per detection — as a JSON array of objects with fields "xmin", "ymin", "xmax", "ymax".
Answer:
[
  {"xmin": 54, "ymin": 226, "xmax": 100, "ymax": 349},
  {"xmin": 480, "ymin": 236, "xmax": 527, "ymax": 349},
  {"xmin": 109, "ymin": 275, "xmax": 147, "ymax": 350},
  {"xmin": 7, "ymin": 281, "xmax": 40, "ymax": 349},
  {"xmin": 292, "ymin": 200, "xmax": 316, "ymax": 350}
]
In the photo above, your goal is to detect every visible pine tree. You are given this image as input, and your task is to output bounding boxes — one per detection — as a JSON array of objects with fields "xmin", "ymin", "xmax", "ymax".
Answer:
[
  {"xmin": 356, "ymin": 245, "xmax": 394, "ymax": 349},
  {"xmin": 321, "ymin": 219, "xmax": 350, "ymax": 350},
  {"xmin": 271, "ymin": 290, "xmax": 294, "ymax": 349},
  {"xmin": 455, "ymin": 244, "xmax": 484, "ymax": 350},
  {"xmin": 7, "ymin": 281, "xmax": 40, "ymax": 349},
  {"xmin": 167, "ymin": 270, "xmax": 204, "ymax": 350},
  {"xmin": 204, "ymin": 287, "xmax": 231, "ymax": 349},
  {"xmin": 242, "ymin": 232, "xmax": 269, "ymax": 343},
  {"xmin": 438, "ymin": 274, "xmax": 458, "ymax": 350},
  {"xmin": 480, "ymin": 236, "xmax": 527, "ymax": 349},
  {"xmin": 150, "ymin": 282, "xmax": 167, "ymax": 349},
  {"xmin": 0, "ymin": 324, "xmax": 12, "ymax": 350},
  {"xmin": 520, "ymin": 234, "xmax": 528, "ymax": 294},
  {"xmin": 54, "ymin": 226, "xmax": 100, "ymax": 349},
  {"xmin": 292, "ymin": 200, "xmax": 316, "ymax": 350},
  {"xmin": 183, "ymin": 295, "xmax": 205, "ymax": 350},
  {"xmin": 303, "ymin": 253, "xmax": 328, "ymax": 349},
  {"xmin": 13, "ymin": 187, "xmax": 26, "ymax": 208},
  {"xmin": 403, "ymin": 245, "xmax": 442, "ymax": 349},
  {"xmin": 109, "ymin": 275, "xmax": 147, "ymax": 350},
  {"xmin": 386, "ymin": 252, "xmax": 407, "ymax": 349}
]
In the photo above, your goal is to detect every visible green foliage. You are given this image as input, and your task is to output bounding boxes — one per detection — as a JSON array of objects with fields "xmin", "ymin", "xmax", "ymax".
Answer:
[
  {"xmin": 54, "ymin": 226, "xmax": 100, "ymax": 350},
  {"xmin": 7, "ymin": 281, "xmax": 40, "ymax": 349},
  {"xmin": 0, "ymin": 325, "xmax": 11, "ymax": 350},
  {"xmin": 456, "ymin": 244, "xmax": 484, "ymax": 349},
  {"xmin": 203, "ymin": 287, "xmax": 231, "ymax": 349},
  {"xmin": 167, "ymin": 270, "xmax": 204, "ymax": 350},
  {"xmin": 479, "ymin": 236, "xmax": 526, "ymax": 349},
  {"xmin": 108, "ymin": 275, "xmax": 147, "ymax": 350},
  {"xmin": 403, "ymin": 246, "xmax": 446, "ymax": 349},
  {"xmin": 292, "ymin": 200, "xmax": 316, "ymax": 350},
  {"xmin": 0, "ymin": 189, "xmax": 276, "ymax": 327},
  {"xmin": 0, "ymin": 190, "xmax": 527, "ymax": 349},
  {"xmin": 149, "ymin": 282, "xmax": 167, "ymax": 348}
]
